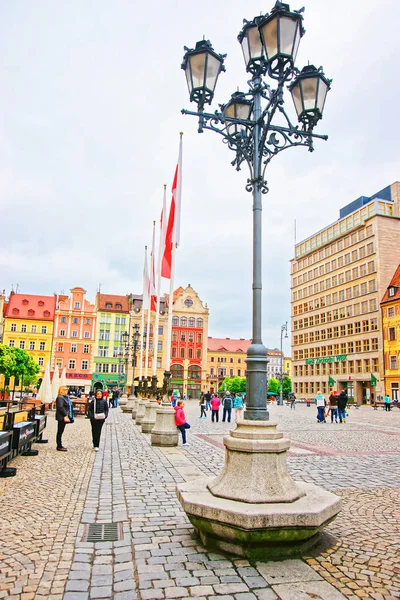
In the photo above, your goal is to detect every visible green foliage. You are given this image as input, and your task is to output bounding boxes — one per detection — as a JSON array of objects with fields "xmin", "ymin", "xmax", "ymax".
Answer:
[
  {"xmin": 282, "ymin": 377, "xmax": 292, "ymax": 397},
  {"xmin": 0, "ymin": 344, "xmax": 39, "ymax": 385},
  {"xmin": 0, "ymin": 344, "xmax": 16, "ymax": 378},
  {"xmin": 267, "ymin": 377, "xmax": 280, "ymax": 394},
  {"xmin": 218, "ymin": 376, "xmax": 247, "ymax": 394}
]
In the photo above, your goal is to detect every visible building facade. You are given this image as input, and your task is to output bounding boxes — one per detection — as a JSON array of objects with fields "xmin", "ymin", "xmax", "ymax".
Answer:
[
  {"xmin": 92, "ymin": 294, "xmax": 130, "ymax": 391},
  {"xmin": 2, "ymin": 292, "xmax": 56, "ymax": 380},
  {"xmin": 0, "ymin": 291, "xmax": 5, "ymax": 343},
  {"xmin": 291, "ymin": 182, "xmax": 400, "ymax": 403},
  {"xmin": 51, "ymin": 287, "xmax": 96, "ymax": 393},
  {"xmin": 381, "ymin": 265, "xmax": 400, "ymax": 400},
  {"xmin": 207, "ymin": 338, "xmax": 249, "ymax": 393},
  {"xmin": 284, "ymin": 357, "xmax": 292, "ymax": 379}
]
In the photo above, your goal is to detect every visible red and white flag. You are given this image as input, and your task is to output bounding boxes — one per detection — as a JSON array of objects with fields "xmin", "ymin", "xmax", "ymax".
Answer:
[
  {"xmin": 161, "ymin": 135, "xmax": 183, "ymax": 279},
  {"xmin": 149, "ymin": 249, "xmax": 157, "ymax": 312}
]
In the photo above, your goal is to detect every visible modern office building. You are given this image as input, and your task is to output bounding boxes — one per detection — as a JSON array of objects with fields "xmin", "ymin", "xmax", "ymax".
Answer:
[
  {"xmin": 291, "ymin": 181, "xmax": 400, "ymax": 403},
  {"xmin": 381, "ymin": 264, "xmax": 400, "ymax": 400}
]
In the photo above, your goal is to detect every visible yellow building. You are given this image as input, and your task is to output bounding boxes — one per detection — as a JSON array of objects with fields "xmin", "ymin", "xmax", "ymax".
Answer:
[
  {"xmin": 284, "ymin": 357, "xmax": 292, "ymax": 379},
  {"xmin": 206, "ymin": 338, "xmax": 249, "ymax": 393},
  {"xmin": 291, "ymin": 181, "xmax": 400, "ymax": 403},
  {"xmin": 0, "ymin": 291, "xmax": 5, "ymax": 343},
  {"xmin": 381, "ymin": 265, "xmax": 400, "ymax": 400},
  {"xmin": 2, "ymin": 293, "xmax": 56, "ymax": 384}
]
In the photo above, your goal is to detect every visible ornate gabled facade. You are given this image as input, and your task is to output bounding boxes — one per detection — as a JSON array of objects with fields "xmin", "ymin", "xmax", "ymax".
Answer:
[{"xmin": 381, "ymin": 265, "xmax": 400, "ymax": 399}]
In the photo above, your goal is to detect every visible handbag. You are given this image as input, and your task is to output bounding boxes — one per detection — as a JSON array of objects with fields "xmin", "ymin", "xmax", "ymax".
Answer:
[{"xmin": 94, "ymin": 397, "xmax": 106, "ymax": 420}]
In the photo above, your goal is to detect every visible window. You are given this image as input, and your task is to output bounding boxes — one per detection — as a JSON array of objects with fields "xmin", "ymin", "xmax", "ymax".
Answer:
[
  {"xmin": 21, "ymin": 324, "xmax": 27, "ymax": 333},
  {"xmin": 84, "ymin": 332, "xmax": 90, "ymax": 338},
  {"xmin": 58, "ymin": 344, "xmax": 63, "ymax": 352},
  {"xmin": 39, "ymin": 342, "xmax": 45, "ymax": 351},
  {"xmin": 188, "ymin": 317, "xmax": 195, "ymax": 327},
  {"xmin": 12, "ymin": 308, "xmax": 19, "ymax": 315},
  {"xmin": 196, "ymin": 318, "xmax": 203, "ymax": 328},
  {"xmin": 390, "ymin": 356, "xmax": 398, "ymax": 370},
  {"xmin": 389, "ymin": 287, "xmax": 395, "ymax": 297},
  {"xmin": 180, "ymin": 347, "xmax": 185, "ymax": 358},
  {"xmin": 28, "ymin": 309, "xmax": 34, "ymax": 316},
  {"xmin": 388, "ymin": 307, "xmax": 395, "ymax": 318},
  {"xmin": 180, "ymin": 317, "xmax": 187, "ymax": 327},
  {"xmin": 68, "ymin": 359, "xmax": 76, "ymax": 369},
  {"xmin": 29, "ymin": 341, "xmax": 35, "ymax": 350},
  {"xmin": 31, "ymin": 325, "xmax": 37, "ymax": 333},
  {"xmin": 98, "ymin": 346, "xmax": 108, "ymax": 357},
  {"xmin": 103, "ymin": 364, "xmax": 109, "ymax": 373},
  {"xmin": 72, "ymin": 317, "xmax": 79, "ymax": 324},
  {"xmin": 389, "ymin": 327, "xmax": 396, "ymax": 341},
  {"xmin": 111, "ymin": 364, "xmax": 117, "ymax": 373},
  {"xmin": 116, "ymin": 303, "xmax": 122, "ymax": 309},
  {"xmin": 172, "ymin": 316, "xmax": 179, "ymax": 326},
  {"xmin": 188, "ymin": 348, "xmax": 193, "ymax": 359},
  {"xmin": 172, "ymin": 347, "xmax": 177, "ymax": 358},
  {"xmin": 83, "ymin": 344, "xmax": 89, "ymax": 354},
  {"xmin": 11, "ymin": 323, "xmax": 16, "ymax": 332},
  {"xmin": 158, "ymin": 326, "xmax": 163, "ymax": 335},
  {"xmin": 71, "ymin": 343, "xmax": 77, "ymax": 353},
  {"xmin": 85, "ymin": 318, "xmax": 91, "ymax": 325},
  {"xmin": 371, "ymin": 338, "xmax": 378, "ymax": 351},
  {"xmin": 106, "ymin": 303, "xmax": 112, "ymax": 309},
  {"xmin": 363, "ymin": 339, "xmax": 370, "ymax": 352},
  {"xmin": 22, "ymin": 299, "xmax": 28, "ymax": 305},
  {"xmin": 181, "ymin": 332, "xmax": 186, "ymax": 342},
  {"xmin": 197, "ymin": 333, "xmax": 202, "ymax": 344},
  {"xmin": 362, "ymin": 320, "xmax": 369, "ymax": 333},
  {"xmin": 157, "ymin": 340, "xmax": 162, "ymax": 351},
  {"xmin": 81, "ymin": 360, "xmax": 88, "ymax": 370},
  {"xmin": 38, "ymin": 301, "xmax": 44, "ymax": 307},
  {"xmin": 74, "ymin": 302, "xmax": 80, "ymax": 309},
  {"xmin": 41, "ymin": 326, "xmax": 47, "ymax": 334},
  {"xmin": 19, "ymin": 341, "xmax": 25, "ymax": 349},
  {"xmin": 172, "ymin": 331, "xmax": 178, "ymax": 342},
  {"xmin": 57, "ymin": 362, "xmax": 62, "ymax": 370},
  {"xmin": 72, "ymin": 331, "xmax": 78, "ymax": 338},
  {"xmin": 61, "ymin": 316, "xmax": 67, "ymax": 323},
  {"xmin": 38, "ymin": 357, "xmax": 44, "ymax": 367}
]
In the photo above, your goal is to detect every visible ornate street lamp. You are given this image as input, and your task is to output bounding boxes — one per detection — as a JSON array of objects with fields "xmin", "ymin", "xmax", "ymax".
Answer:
[{"xmin": 178, "ymin": 0, "xmax": 340, "ymax": 560}]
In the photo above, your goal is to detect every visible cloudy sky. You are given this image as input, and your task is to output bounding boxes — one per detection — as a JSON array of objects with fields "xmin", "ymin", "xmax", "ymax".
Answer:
[{"xmin": 1, "ymin": 0, "xmax": 399, "ymax": 355}]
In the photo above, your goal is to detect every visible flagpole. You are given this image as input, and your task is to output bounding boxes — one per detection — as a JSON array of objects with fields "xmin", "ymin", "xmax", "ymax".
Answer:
[
  {"xmin": 145, "ymin": 221, "xmax": 156, "ymax": 388},
  {"xmin": 153, "ymin": 186, "xmax": 167, "ymax": 382},
  {"xmin": 139, "ymin": 245, "xmax": 147, "ymax": 391}
]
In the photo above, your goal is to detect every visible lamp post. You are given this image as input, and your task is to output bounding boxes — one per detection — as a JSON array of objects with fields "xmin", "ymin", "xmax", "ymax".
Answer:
[
  {"xmin": 279, "ymin": 321, "xmax": 288, "ymax": 405},
  {"xmin": 177, "ymin": 1, "xmax": 340, "ymax": 559}
]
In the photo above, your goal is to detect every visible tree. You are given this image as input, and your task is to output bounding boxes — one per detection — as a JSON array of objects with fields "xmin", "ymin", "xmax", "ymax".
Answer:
[
  {"xmin": 267, "ymin": 377, "xmax": 280, "ymax": 395},
  {"xmin": 0, "ymin": 346, "xmax": 40, "ymax": 399},
  {"xmin": 282, "ymin": 377, "xmax": 292, "ymax": 398},
  {"xmin": 0, "ymin": 344, "xmax": 17, "ymax": 380}
]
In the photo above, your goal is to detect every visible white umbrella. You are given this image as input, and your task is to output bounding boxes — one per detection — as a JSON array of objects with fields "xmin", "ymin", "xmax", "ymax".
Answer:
[
  {"xmin": 51, "ymin": 367, "xmax": 60, "ymax": 400},
  {"xmin": 37, "ymin": 361, "xmax": 53, "ymax": 405},
  {"xmin": 60, "ymin": 367, "xmax": 68, "ymax": 389}
]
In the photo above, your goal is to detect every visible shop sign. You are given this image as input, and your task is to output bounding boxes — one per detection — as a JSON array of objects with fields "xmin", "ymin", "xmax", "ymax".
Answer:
[{"xmin": 305, "ymin": 355, "xmax": 347, "ymax": 365}]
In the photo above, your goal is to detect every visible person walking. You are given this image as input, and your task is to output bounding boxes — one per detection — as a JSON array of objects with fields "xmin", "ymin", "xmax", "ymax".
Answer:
[
  {"xmin": 233, "ymin": 393, "xmax": 244, "ymax": 422},
  {"xmin": 109, "ymin": 390, "xmax": 114, "ymax": 408},
  {"xmin": 88, "ymin": 390, "xmax": 109, "ymax": 451},
  {"xmin": 55, "ymin": 386, "xmax": 71, "ymax": 451},
  {"xmin": 315, "ymin": 390, "xmax": 326, "ymax": 423},
  {"xmin": 204, "ymin": 391, "xmax": 211, "ymax": 411},
  {"xmin": 384, "ymin": 394, "xmax": 391, "ymax": 412},
  {"xmin": 222, "ymin": 391, "xmax": 233, "ymax": 423},
  {"xmin": 175, "ymin": 400, "xmax": 190, "ymax": 446},
  {"xmin": 289, "ymin": 392, "xmax": 296, "ymax": 409},
  {"xmin": 210, "ymin": 394, "xmax": 221, "ymax": 423},
  {"xmin": 337, "ymin": 390, "xmax": 348, "ymax": 423},
  {"xmin": 199, "ymin": 396, "xmax": 207, "ymax": 418},
  {"xmin": 328, "ymin": 391, "xmax": 338, "ymax": 423},
  {"xmin": 113, "ymin": 388, "xmax": 119, "ymax": 408}
]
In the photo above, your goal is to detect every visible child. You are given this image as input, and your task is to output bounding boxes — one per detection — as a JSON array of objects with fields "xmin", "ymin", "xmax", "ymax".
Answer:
[{"xmin": 175, "ymin": 401, "xmax": 190, "ymax": 446}]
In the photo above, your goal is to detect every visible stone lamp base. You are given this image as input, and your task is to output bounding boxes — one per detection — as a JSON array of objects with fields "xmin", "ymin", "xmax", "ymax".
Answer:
[
  {"xmin": 177, "ymin": 420, "xmax": 341, "ymax": 559},
  {"xmin": 121, "ymin": 393, "xmax": 136, "ymax": 414},
  {"xmin": 131, "ymin": 397, "xmax": 139, "ymax": 420},
  {"xmin": 118, "ymin": 393, "xmax": 128, "ymax": 408},
  {"xmin": 141, "ymin": 400, "xmax": 160, "ymax": 433},
  {"xmin": 135, "ymin": 399, "xmax": 147, "ymax": 425},
  {"xmin": 151, "ymin": 404, "xmax": 178, "ymax": 447}
]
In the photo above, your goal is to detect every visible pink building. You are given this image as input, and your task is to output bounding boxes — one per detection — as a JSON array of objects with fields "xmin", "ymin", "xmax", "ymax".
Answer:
[{"xmin": 51, "ymin": 287, "xmax": 96, "ymax": 393}]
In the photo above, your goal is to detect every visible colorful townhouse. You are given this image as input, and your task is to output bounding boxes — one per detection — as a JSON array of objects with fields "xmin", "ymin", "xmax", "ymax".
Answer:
[
  {"xmin": 381, "ymin": 265, "xmax": 400, "ymax": 400},
  {"xmin": 92, "ymin": 294, "xmax": 130, "ymax": 391},
  {"xmin": 0, "ymin": 290, "xmax": 5, "ymax": 343},
  {"xmin": 2, "ymin": 292, "xmax": 56, "ymax": 385},
  {"xmin": 51, "ymin": 287, "xmax": 96, "ymax": 394}
]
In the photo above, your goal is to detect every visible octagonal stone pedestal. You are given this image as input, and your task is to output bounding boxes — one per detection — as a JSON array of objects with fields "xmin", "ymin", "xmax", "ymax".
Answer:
[
  {"xmin": 151, "ymin": 405, "xmax": 178, "ymax": 447},
  {"xmin": 141, "ymin": 400, "xmax": 159, "ymax": 433},
  {"xmin": 135, "ymin": 399, "xmax": 147, "ymax": 425},
  {"xmin": 177, "ymin": 420, "xmax": 341, "ymax": 560},
  {"xmin": 121, "ymin": 394, "xmax": 136, "ymax": 413},
  {"xmin": 118, "ymin": 393, "xmax": 128, "ymax": 408},
  {"xmin": 131, "ymin": 397, "xmax": 139, "ymax": 420}
]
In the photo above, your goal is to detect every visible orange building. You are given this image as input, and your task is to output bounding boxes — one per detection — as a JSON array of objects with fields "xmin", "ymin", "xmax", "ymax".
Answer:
[{"xmin": 51, "ymin": 287, "xmax": 96, "ymax": 393}]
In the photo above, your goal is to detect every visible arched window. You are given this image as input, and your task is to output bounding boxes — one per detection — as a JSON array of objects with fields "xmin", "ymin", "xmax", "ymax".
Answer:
[
  {"xmin": 196, "ymin": 318, "xmax": 203, "ymax": 328},
  {"xmin": 188, "ymin": 317, "xmax": 195, "ymax": 328},
  {"xmin": 188, "ymin": 365, "xmax": 201, "ymax": 380},
  {"xmin": 180, "ymin": 317, "xmax": 187, "ymax": 327},
  {"xmin": 171, "ymin": 364, "xmax": 184, "ymax": 379},
  {"xmin": 172, "ymin": 316, "xmax": 179, "ymax": 326},
  {"xmin": 116, "ymin": 303, "xmax": 122, "ymax": 309},
  {"xmin": 106, "ymin": 303, "xmax": 112, "ymax": 308}
]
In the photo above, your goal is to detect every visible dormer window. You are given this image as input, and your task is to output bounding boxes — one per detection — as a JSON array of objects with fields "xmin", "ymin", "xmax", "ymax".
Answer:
[
  {"xmin": 12, "ymin": 308, "xmax": 19, "ymax": 315},
  {"xmin": 28, "ymin": 309, "xmax": 35, "ymax": 316},
  {"xmin": 44, "ymin": 310, "xmax": 50, "ymax": 317},
  {"xmin": 116, "ymin": 303, "xmax": 122, "ymax": 309},
  {"xmin": 38, "ymin": 301, "xmax": 44, "ymax": 307},
  {"xmin": 22, "ymin": 299, "xmax": 29, "ymax": 305},
  {"xmin": 389, "ymin": 287, "xmax": 395, "ymax": 297},
  {"xmin": 106, "ymin": 303, "xmax": 112, "ymax": 308}
]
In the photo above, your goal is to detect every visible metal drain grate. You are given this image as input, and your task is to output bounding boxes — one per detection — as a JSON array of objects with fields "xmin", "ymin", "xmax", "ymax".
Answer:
[{"xmin": 83, "ymin": 522, "xmax": 122, "ymax": 543}]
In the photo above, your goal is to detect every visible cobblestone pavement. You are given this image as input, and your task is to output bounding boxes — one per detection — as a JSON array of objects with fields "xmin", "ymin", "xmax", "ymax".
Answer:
[{"xmin": 1, "ymin": 403, "xmax": 399, "ymax": 599}]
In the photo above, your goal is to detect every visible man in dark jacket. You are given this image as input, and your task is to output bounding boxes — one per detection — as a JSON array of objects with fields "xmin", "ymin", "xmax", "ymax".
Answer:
[
  {"xmin": 222, "ymin": 392, "xmax": 233, "ymax": 423},
  {"xmin": 337, "ymin": 390, "xmax": 348, "ymax": 423}
]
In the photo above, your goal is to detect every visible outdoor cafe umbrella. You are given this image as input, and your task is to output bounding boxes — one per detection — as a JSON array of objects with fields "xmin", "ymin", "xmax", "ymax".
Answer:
[
  {"xmin": 51, "ymin": 366, "xmax": 60, "ymax": 400},
  {"xmin": 37, "ymin": 361, "xmax": 52, "ymax": 405},
  {"xmin": 60, "ymin": 367, "xmax": 68, "ymax": 389}
]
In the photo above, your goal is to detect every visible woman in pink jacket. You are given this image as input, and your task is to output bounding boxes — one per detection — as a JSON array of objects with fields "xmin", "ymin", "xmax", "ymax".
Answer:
[
  {"xmin": 210, "ymin": 394, "xmax": 221, "ymax": 423},
  {"xmin": 175, "ymin": 401, "xmax": 190, "ymax": 446}
]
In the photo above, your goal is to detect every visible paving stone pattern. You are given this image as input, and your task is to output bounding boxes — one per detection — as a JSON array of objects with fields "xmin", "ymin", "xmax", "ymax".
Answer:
[{"xmin": 1, "ymin": 403, "xmax": 399, "ymax": 599}]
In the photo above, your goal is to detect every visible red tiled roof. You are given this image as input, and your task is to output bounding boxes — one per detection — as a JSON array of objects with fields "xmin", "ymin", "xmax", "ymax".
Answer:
[
  {"xmin": 5, "ymin": 293, "xmax": 56, "ymax": 320},
  {"xmin": 381, "ymin": 264, "xmax": 400, "ymax": 304},
  {"xmin": 207, "ymin": 337, "xmax": 251, "ymax": 353},
  {"xmin": 96, "ymin": 293, "xmax": 130, "ymax": 312}
]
